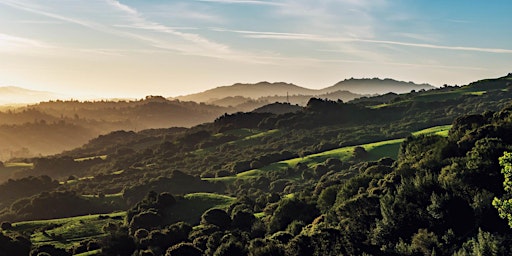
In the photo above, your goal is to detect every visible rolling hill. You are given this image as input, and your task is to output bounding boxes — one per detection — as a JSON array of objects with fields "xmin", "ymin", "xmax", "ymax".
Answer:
[
  {"xmin": 1, "ymin": 75, "xmax": 512, "ymax": 256},
  {"xmin": 173, "ymin": 78, "xmax": 434, "ymax": 104},
  {"xmin": 320, "ymin": 77, "xmax": 434, "ymax": 95},
  {"xmin": 0, "ymin": 86, "xmax": 63, "ymax": 105}
]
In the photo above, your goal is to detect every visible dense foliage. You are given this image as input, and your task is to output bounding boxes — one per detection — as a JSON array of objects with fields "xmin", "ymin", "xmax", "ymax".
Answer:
[{"xmin": 1, "ymin": 74, "xmax": 512, "ymax": 255}]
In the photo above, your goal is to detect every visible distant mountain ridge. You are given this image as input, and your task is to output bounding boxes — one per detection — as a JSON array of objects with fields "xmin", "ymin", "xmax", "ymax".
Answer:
[
  {"xmin": 175, "ymin": 82, "xmax": 318, "ymax": 103},
  {"xmin": 0, "ymin": 86, "xmax": 63, "ymax": 105},
  {"xmin": 321, "ymin": 78, "xmax": 434, "ymax": 95},
  {"xmin": 174, "ymin": 78, "xmax": 435, "ymax": 105}
]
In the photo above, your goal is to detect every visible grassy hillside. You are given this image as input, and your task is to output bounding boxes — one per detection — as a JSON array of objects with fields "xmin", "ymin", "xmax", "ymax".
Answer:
[
  {"xmin": 10, "ymin": 212, "xmax": 125, "ymax": 250},
  {"xmin": 164, "ymin": 193, "xmax": 236, "ymax": 225},
  {"xmin": 6, "ymin": 192, "xmax": 234, "ymax": 252},
  {"xmin": 206, "ymin": 125, "xmax": 451, "ymax": 182}
]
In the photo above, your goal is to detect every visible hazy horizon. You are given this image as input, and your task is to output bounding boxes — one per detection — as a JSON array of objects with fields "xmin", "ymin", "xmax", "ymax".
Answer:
[{"xmin": 1, "ymin": 0, "xmax": 511, "ymax": 99}]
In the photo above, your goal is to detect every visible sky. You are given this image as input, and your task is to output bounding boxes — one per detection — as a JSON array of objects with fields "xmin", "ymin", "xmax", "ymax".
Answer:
[{"xmin": 0, "ymin": 0, "xmax": 511, "ymax": 99}]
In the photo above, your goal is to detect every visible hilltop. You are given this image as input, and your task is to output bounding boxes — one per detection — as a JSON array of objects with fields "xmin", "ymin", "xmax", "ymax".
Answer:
[
  {"xmin": 0, "ymin": 86, "xmax": 63, "ymax": 105},
  {"xmin": 173, "ymin": 78, "xmax": 434, "ymax": 105},
  {"xmin": 321, "ymin": 77, "xmax": 434, "ymax": 95}
]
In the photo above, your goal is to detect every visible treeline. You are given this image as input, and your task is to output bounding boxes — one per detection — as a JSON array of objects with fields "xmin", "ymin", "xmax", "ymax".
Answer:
[
  {"xmin": 0, "ymin": 96, "xmax": 234, "ymax": 161},
  {"xmin": 10, "ymin": 76, "xmax": 511, "ymax": 194},
  {"xmin": 72, "ymin": 102, "xmax": 512, "ymax": 256},
  {"xmin": 2, "ymin": 75, "xmax": 512, "ymax": 254}
]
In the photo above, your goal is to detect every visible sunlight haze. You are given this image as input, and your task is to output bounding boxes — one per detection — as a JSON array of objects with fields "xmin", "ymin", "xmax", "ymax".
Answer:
[{"xmin": 0, "ymin": 0, "xmax": 511, "ymax": 99}]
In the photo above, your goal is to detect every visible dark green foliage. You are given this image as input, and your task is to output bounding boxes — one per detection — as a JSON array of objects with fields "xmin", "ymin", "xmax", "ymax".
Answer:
[
  {"xmin": 129, "ymin": 210, "xmax": 162, "ymax": 231},
  {"xmin": 248, "ymin": 238, "xmax": 286, "ymax": 256},
  {"xmin": 1, "ymin": 190, "xmax": 119, "ymax": 222},
  {"xmin": 100, "ymin": 229, "xmax": 136, "ymax": 256},
  {"xmin": 7, "ymin": 75, "xmax": 512, "ymax": 255},
  {"xmin": 0, "ymin": 221, "xmax": 11, "ymax": 230},
  {"xmin": 122, "ymin": 172, "xmax": 224, "ymax": 206},
  {"xmin": 286, "ymin": 234, "xmax": 314, "ymax": 256},
  {"xmin": 231, "ymin": 210, "xmax": 256, "ymax": 232},
  {"xmin": 165, "ymin": 242, "xmax": 202, "ymax": 256},
  {"xmin": 29, "ymin": 244, "xmax": 69, "ymax": 256},
  {"xmin": 213, "ymin": 240, "xmax": 248, "ymax": 256},
  {"xmin": 0, "ymin": 232, "xmax": 31, "ymax": 256},
  {"xmin": 353, "ymin": 146, "xmax": 367, "ymax": 160},
  {"xmin": 268, "ymin": 198, "xmax": 319, "ymax": 233},
  {"xmin": 201, "ymin": 208, "xmax": 231, "ymax": 229},
  {"xmin": 493, "ymin": 151, "xmax": 512, "ymax": 227},
  {"xmin": 0, "ymin": 175, "xmax": 59, "ymax": 210},
  {"xmin": 453, "ymin": 229, "xmax": 504, "ymax": 256}
]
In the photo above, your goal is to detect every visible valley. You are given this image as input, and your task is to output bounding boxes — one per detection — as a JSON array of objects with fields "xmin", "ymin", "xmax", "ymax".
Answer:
[{"xmin": 1, "ymin": 74, "xmax": 512, "ymax": 255}]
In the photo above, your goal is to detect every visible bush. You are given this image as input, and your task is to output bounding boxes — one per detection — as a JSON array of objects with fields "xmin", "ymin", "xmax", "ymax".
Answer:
[
  {"xmin": 165, "ymin": 242, "xmax": 202, "ymax": 256},
  {"xmin": 0, "ymin": 221, "xmax": 12, "ymax": 230},
  {"xmin": 201, "ymin": 209, "xmax": 231, "ymax": 229}
]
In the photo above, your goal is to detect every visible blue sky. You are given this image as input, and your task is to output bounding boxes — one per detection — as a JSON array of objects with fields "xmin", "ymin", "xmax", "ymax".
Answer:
[{"xmin": 0, "ymin": 0, "xmax": 511, "ymax": 98}]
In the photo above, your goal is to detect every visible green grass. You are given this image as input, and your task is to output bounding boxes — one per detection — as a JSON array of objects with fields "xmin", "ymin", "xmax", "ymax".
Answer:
[
  {"xmin": 224, "ymin": 129, "xmax": 281, "ymax": 149},
  {"xmin": 465, "ymin": 91, "xmax": 486, "ymax": 96},
  {"xmin": 195, "ymin": 129, "xmax": 280, "ymax": 156},
  {"xmin": 231, "ymin": 139, "xmax": 404, "ymax": 179},
  {"xmin": 60, "ymin": 175, "xmax": 95, "ymax": 185},
  {"xmin": 74, "ymin": 155, "xmax": 107, "ymax": 162},
  {"xmin": 164, "ymin": 193, "xmax": 236, "ymax": 225},
  {"xmin": 4, "ymin": 162, "xmax": 34, "ymax": 168},
  {"xmin": 254, "ymin": 212, "xmax": 265, "ymax": 218},
  {"xmin": 217, "ymin": 128, "xmax": 260, "ymax": 137},
  {"xmin": 73, "ymin": 249, "xmax": 101, "ymax": 256},
  {"xmin": 413, "ymin": 125, "xmax": 451, "ymax": 137},
  {"xmin": 208, "ymin": 125, "xmax": 452, "ymax": 181},
  {"xmin": 12, "ymin": 212, "xmax": 126, "ymax": 250}
]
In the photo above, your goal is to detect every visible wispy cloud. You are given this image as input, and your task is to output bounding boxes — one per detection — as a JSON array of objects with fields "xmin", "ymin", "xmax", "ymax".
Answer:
[
  {"xmin": 196, "ymin": 0, "xmax": 285, "ymax": 6},
  {"xmin": 105, "ymin": 0, "xmax": 137, "ymax": 15},
  {"xmin": 393, "ymin": 32, "xmax": 439, "ymax": 43},
  {"xmin": 0, "ymin": 33, "xmax": 51, "ymax": 50},
  {"xmin": 0, "ymin": 0, "xmax": 112, "ymax": 34},
  {"xmin": 0, "ymin": 0, "xmax": 258, "ymax": 61},
  {"xmin": 215, "ymin": 28, "xmax": 512, "ymax": 54},
  {"xmin": 106, "ymin": 0, "xmax": 233, "ymax": 56},
  {"xmin": 257, "ymin": 54, "xmax": 485, "ymax": 71}
]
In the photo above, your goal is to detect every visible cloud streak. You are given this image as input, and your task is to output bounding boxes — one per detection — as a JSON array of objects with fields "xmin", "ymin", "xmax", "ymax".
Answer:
[
  {"xmin": 196, "ymin": 0, "xmax": 285, "ymax": 6},
  {"xmin": 0, "ymin": 33, "xmax": 49, "ymax": 48},
  {"xmin": 0, "ymin": 0, "xmax": 260, "ymax": 61},
  {"xmin": 216, "ymin": 28, "xmax": 512, "ymax": 54}
]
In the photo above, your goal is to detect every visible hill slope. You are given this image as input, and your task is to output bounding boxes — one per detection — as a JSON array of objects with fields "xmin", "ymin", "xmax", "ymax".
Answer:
[
  {"xmin": 175, "ymin": 82, "xmax": 317, "ymax": 103},
  {"xmin": 321, "ymin": 77, "xmax": 434, "ymax": 95},
  {"xmin": 174, "ymin": 78, "xmax": 434, "ymax": 104},
  {"xmin": 0, "ymin": 86, "xmax": 63, "ymax": 105}
]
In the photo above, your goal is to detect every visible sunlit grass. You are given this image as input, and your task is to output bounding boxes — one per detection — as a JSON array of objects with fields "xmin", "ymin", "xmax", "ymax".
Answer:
[
  {"xmin": 254, "ymin": 212, "xmax": 265, "ymax": 218},
  {"xmin": 12, "ymin": 212, "xmax": 126, "ymax": 249},
  {"xmin": 465, "ymin": 91, "xmax": 486, "ymax": 96},
  {"xmin": 4, "ymin": 162, "xmax": 33, "ymax": 168},
  {"xmin": 208, "ymin": 125, "xmax": 451, "ymax": 181},
  {"xmin": 74, "ymin": 155, "xmax": 107, "ymax": 162},
  {"xmin": 73, "ymin": 249, "xmax": 101, "ymax": 256},
  {"xmin": 413, "ymin": 125, "xmax": 451, "ymax": 137},
  {"xmin": 195, "ymin": 129, "xmax": 280, "ymax": 156}
]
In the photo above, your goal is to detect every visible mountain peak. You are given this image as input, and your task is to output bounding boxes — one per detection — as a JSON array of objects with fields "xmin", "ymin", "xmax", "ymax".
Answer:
[{"xmin": 323, "ymin": 78, "xmax": 434, "ymax": 95}]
